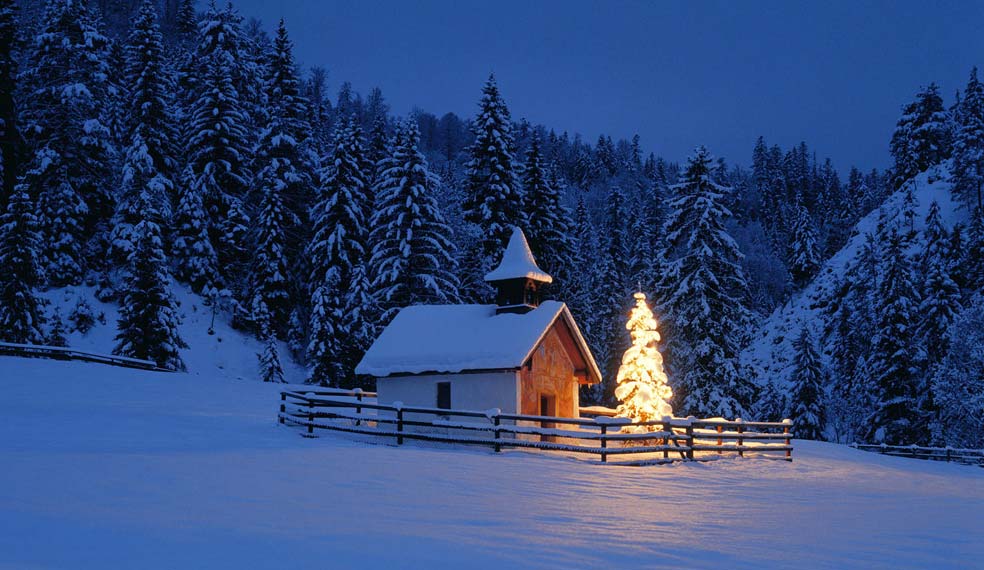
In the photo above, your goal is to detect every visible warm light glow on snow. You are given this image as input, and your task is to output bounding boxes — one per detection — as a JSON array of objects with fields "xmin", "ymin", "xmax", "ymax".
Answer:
[{"xmin": 614, "ymin": 292, "xmax": 673, "ymax": 429}]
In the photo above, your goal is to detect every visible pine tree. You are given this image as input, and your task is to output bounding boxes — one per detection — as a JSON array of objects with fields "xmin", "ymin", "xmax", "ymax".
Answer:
[
  {"xmin": 931, "ymin": 295, "xmax": 984, "ymax": 448},
  {"xmin": 111, "ymin": 0, "xmax": 177, "ymax": 263},
  {"xmin": 248, "ymin": 20, "xmax": 312, "ymax": 335},
  {"xmin": 0, "ymin": 0, "xmax": 21, "ymax": 210},
  {"xmin": 659, "ymin": 146, "xmax": 753, "ymax": 418},
  {"xmin": 186, "ymin": 53, "xmax": 252, "ymax": 281},
  {"xmin": 114, "ymin": 193, "xmax": 187, "ymax": 371},
  {"xmin": 248, "ymin": 180, "xmax": 293, "ymax": 334},
  {"xmin": 521, "ymin": 132, "xmax": 572, "ymax": 282},
  {"xmin": 614, "ymin": 292, "xmax": 673, "ymax": 428},
  {"xmin": 952, "ymin": 67, "xmax": 984, "ymax": 211},
  {"xmin": 306, "ymin": 119, "xmax": 372, "ymax": 386},
  {"xmin": 755, "ymin": 379, "xmax": 787, "ymax": 423},
  {"xmin": 463, "ymin": 74, "xmax": 524, "ymax": 263},
  {"xmin": 47, "ymin": 308, "xmax": 68, "ymax": 347},
  {"xmin": 963, "ymin": 208, "xmax": 984, "ymax": 293},
  {"xmin": 20, "ymin": 0, "xmax": 114, "ymax": 284},
  {"xmin": 788, "ymin": 203, "xmax": 820, "ymax": 287},
  {"xmin": 917, "ymin": 201, "xmax": 962, "ymax": 362},
  {"xmin": 0, "ymin": 185, "xmax": 46, "ymax": 344},
  {"xmin": 867, "ymin": 229, "xmax": 921, "ymax": 444},
  {"xmin": 172, "ymin": 167, "xmax": 219, "ymax": 292},
  {"xmin": 789, "ymin": 328, "xmax": 826, "ymax": 440},
  {"xmin": 889, "ymin": 83, "xmax": 950, "ymax": 189},
  {"xmin": 596, "ymin": 186, "xmax": 630, "ymax": 402},
  {"xmin": 258, "ymin": 336, "xmax": 286, "ymax": 383},
  {"xmin": 369, "ymin": 119, "xmax": 458, "ymax": 322}
]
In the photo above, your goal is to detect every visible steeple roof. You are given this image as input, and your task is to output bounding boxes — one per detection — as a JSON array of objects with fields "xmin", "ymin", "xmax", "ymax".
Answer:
[{"xmin": 484, "ymin": 227, "xmax": 553, "ymax": 284}]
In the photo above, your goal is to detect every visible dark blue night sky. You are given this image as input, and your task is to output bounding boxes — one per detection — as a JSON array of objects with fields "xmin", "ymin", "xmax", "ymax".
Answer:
[{"xmin": 233, "ymin": 0, "xmax": 984, "ymax": 169}]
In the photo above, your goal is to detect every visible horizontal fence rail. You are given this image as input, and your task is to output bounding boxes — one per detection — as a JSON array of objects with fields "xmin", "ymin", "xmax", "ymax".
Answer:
[
  {"xmin": 278, "ymin": 390, "xmax": 793, "ymax": 465},
  {"xmin": 852, "ymin": 443, "xmax": 984, "ymax": 467},
  {"xmin": 0, "ymin": 341, "xmax": 174, "ymax": 372}
]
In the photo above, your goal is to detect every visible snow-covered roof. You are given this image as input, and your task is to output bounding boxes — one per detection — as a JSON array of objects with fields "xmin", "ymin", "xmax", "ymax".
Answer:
[
  {"xmin": 484, "ymin": 227, "xmax": 553, "ymax": 283},
  {"xmin": 355, "ymin": 301, "xmax": 600, "ymax": 381}
]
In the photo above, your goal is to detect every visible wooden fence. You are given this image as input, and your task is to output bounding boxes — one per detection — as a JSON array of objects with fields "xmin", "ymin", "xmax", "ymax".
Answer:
[
  {"xmin": 0, "ymin": 341, "xmax": 173, "ymax": 372},
  {"xmin": 852, "ymin": 443, "xmax": 984, "ymax": 467},
  {"xmin": 278, "ymin": 389, "xmax": 793, "ymax": 465}
]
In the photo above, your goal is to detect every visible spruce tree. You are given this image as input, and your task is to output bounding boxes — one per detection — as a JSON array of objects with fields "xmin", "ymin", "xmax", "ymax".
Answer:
[
  {"xmin": 172, "ymin": 167, "xmax": 219, "ymax": 292},
  {"xmin": 755, "ymin": 380, "xmax": 787, "ymax": 423},
  {"xmin": 248, "ymin": 19, "xmax": 312, "ymax": 335},
  {"xmin": 917, "ymin": 201, "xmax": 962, "ymax": 362},
  {"xmin": 867, "ymin": 229, "xmax": 921, "ymax": 444},
  {"xmin": 595, "ymin": 186, "xmax": 629, "ymax": 402},
  {"xmin": 114, "ymin": 193, "xmax": 186, "ymax": 371},
  {"xmin": 789, "ymin": 328, "xmax": 826, "ymax": 440},
  {"xmin": 0, "ymin": 185, "xmax": 46, "ymax": 344},
  {"xmin": 963, "ymin": 208, "xmax": 984, "ymax": 293},
  {"xmin": 889, "ymin": 83, "xmax": 950, "ymax": 189},
  {"xmin": 258, "ymin": 336, "xmax": 286, "ymax": 383},
  {"xmin": 111, "ymin": 0, "xmax": 177, "ymax": 263},
  {"xmin": 306, "ymin": 119, "xmax": 372, "ymax": 386},
  {"xmin": 186, "ymin": 53, "xmax": 252, "ymax": 282},
  {"xmin": 0, "ymin": 0, "xmax": 21, "ymax": 210},
  {"xmin": 953, "ymin": 67, "xmax": 984, "ymax": 211},
  {"xmin": 659, "ymin": 146, "xmax": 753, "ymax": 418},
  {"xmin": 521, "ymin": 132, "xmax": 572, "ymax": 282},
  {"xmin": 931, "ymin": 295, "xmax": 984, "ymax": 448},
  {"xmin": 20, "ymin": 0, "xmax": 114, "ymax": 284},
  {"xmin": 788, "ymin": 204, "xmax": 821, "ymax": 287},
  {"xmin": 369, "ymin": 119, "xmax": 458, "ymax": 322},
  {"xmin": 463, "ymin": 74, "xmax": 524, "ymax": 264}
]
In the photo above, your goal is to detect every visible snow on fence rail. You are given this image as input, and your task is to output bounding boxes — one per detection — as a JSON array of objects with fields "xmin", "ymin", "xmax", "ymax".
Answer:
[
  {"xmin": 851, "ymin": 443, "xmax": 984, "ymax": 467},
  {"xmin": 278, "ymin": 390, "xmax": 794, "ymax": 465},
  {"xmin": 0, "ymin": 341, "xmax": 174, "ymax": 372}
]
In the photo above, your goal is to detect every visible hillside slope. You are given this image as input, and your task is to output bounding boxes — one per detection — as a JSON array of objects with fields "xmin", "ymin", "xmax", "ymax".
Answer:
[
  {"xmin": 1, "ymin": 356, "xmax": 982, "ymax": 569},
  {"xmin": 40, "ymin": 283, "xmax": 308, "ymax": 383},
  {"xmin": 741, "ymin": 167, "xmax": 965, "ymax": 389}
]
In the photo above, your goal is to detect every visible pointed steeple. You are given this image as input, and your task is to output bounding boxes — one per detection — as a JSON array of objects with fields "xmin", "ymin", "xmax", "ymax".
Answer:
[{"xmin": 485, "ymin": 227, "xmax": 552, "ymax": 314}]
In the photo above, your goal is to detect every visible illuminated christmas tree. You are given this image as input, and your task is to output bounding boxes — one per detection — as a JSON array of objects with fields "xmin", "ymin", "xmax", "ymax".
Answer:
[{"xmin": 615, "ymin": 292, "xmax": 673, "ymax": 428}]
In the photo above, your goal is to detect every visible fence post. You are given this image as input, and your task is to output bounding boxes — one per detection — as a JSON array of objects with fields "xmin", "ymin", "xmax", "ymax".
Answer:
[
  {"xmin": 493, "ymin": 413, "xmax": 501, "ymax": 453},
  {"xmin": 716, "ymin": 424, "xmax": 723, "ymax": 454},
  {"xmin": 783, "ymin": 419, "xmax": 792, "ymax": 461},
  {"xmin": 736, "ymin": 418, "xmax": 744, "ymax": 458},
  {"xmin": 396, "ymin": 405, "xmax": 404, "ymax": 445},
  {"xmin": 946, "ymin": 446, "xmax": 952, "ymax": 463},
  {"xmin": 685, "ymin": 416, "xmax": 695, "ymax": 460},
  {"xmin": 279, "ymin": 392, "xmax": 286, "ymax": 424},
  {"xmin": 600, "ymin": 424, "xmax": 608, "ymax": 463},
  {"xmin": 306, "ymin": 397, "xmax": 315, "ymax": 437},
  {"xmin": 662, "ymin": 417, "xmax": 670, "ymax": 459},
  {"xmin": 355, "ymin": 388, "xmax": 363, "ymax": 427}
]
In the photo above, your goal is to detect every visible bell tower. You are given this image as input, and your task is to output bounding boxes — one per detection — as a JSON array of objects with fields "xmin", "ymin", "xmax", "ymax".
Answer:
[{"xmin": 484, "ymin": 227, "xmax": 553, "ymax": 314}]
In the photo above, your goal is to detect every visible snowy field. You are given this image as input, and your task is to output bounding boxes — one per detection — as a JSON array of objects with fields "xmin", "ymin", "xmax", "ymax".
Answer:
[{"xmin": 1, "ymin": 356, "xmax": 982, "ymax": 570}]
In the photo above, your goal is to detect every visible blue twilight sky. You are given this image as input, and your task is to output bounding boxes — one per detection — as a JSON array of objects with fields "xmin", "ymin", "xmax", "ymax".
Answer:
[{"xmin": 231, "ymin": 0, "xmax": 984, "ymax": 170}]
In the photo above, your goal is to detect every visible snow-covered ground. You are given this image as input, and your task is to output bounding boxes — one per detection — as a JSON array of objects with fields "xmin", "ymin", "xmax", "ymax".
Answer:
[
  {"xmin": 1, "ymin": 356, "xmax": 981, "ymax": 569},
  {"xmin": 40, "ymin": 283, "xmax": 308, "ymax": 383}
]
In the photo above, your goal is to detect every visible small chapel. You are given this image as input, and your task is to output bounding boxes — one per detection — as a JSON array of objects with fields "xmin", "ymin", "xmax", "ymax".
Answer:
[{"xmin": 355, "ymin": 227, "xmax": 601, "ymax": 418}]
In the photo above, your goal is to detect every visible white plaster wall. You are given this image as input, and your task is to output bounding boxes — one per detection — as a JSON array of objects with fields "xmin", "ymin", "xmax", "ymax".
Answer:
[{"xmin": 376, "ymin": 371, "xmax": 520, "ymax": 423}]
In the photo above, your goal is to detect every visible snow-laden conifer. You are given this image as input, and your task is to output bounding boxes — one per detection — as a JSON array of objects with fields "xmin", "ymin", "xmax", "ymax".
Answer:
[
  {"xmin": 110, "ymin": 0, "xmax": 177, "ymax": 263},
  {"xmin": 659, "ymin": 146, "xmax": 753, "ymax": 418},
  {"xmin": 866, "ymin": 229, "xmax": 921, "ymax": 444},
  {"xmin": 114, "ymin": 193, "xmax": 186, "ymax": 371},
  {"xmin": 0, "ymin": 184, "xmax": 46, "ymax": 344},
  {"xmin": 369, "ymin": 119, "xmax": 458, "ymax": 322},
  {"xmin": 789, "ymin": 328, "xmax": 826, "ymax": 440},
  {"xmin": 463, "ymin": 74, "xmax": 523, "ymax": 262},
  {"xmin": 20, "ymin": 0, "xmax": 114, "ymax": 284}
]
